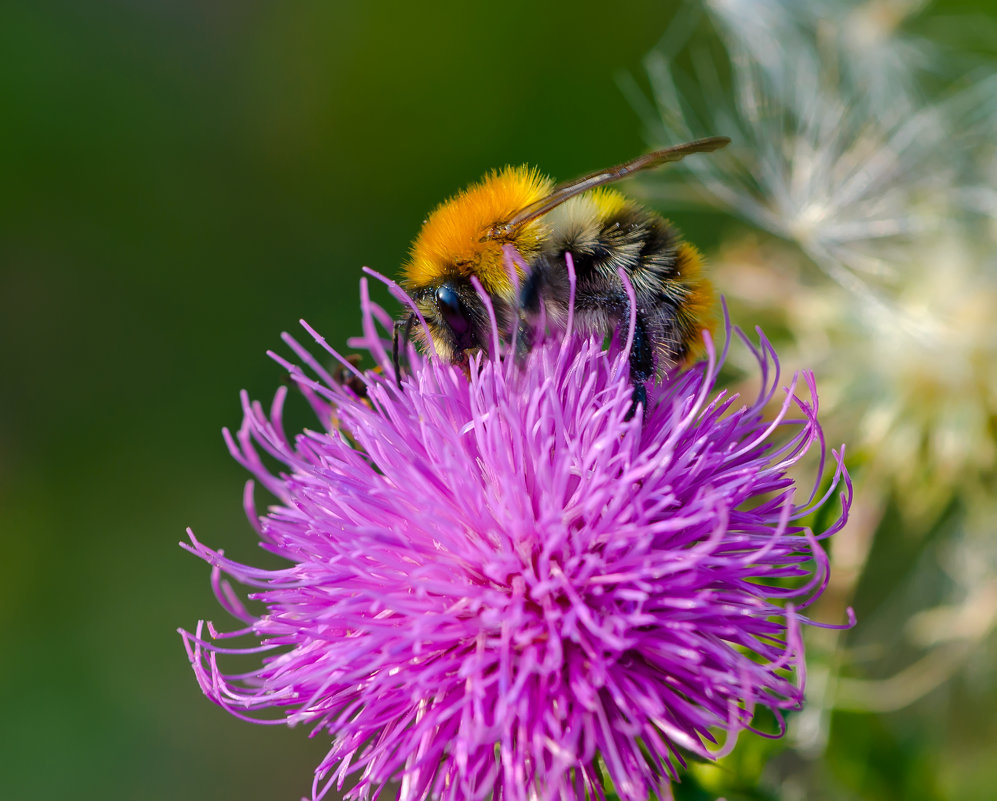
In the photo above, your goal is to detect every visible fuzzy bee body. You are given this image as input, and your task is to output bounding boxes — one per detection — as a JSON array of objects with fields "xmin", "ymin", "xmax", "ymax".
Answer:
[
  {"xmin": 397, "ymin": 138, "xmax": 729, "ymax": 411},
  {"xmin": 523, "ymin": 190, "xmax": 713, "ymax": 379}
]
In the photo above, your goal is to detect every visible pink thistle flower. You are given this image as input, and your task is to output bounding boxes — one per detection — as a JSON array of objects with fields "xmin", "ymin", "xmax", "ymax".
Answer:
[{"xmin": 180, "ymin": 270, "xmax": 850, "ymax": 801}]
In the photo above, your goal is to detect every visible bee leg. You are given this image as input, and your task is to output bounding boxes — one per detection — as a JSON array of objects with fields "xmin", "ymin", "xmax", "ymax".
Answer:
[
  {"xmin": 625, "ymin": 314, "xmax": 654, "ymax": 421},
  {"xmin": 511, "ymin": 315, "xmax": 533, "ymax": 363},
  {"xmin": 515, "ymin": 266, "xmax": 546, "ymax": 362},
  {"xmin": 392, "ymin": 314, "xmax": 415, "ymax": 388},
  {"xmin": 519, "ymin": 268, "xmax": 544, "ymax": 316}
]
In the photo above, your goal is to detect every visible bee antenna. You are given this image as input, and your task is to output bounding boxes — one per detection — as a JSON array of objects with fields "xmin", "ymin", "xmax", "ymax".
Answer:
[{"xmin": 493, "ymin": 136, "xmax": 731, "ymax": 238}]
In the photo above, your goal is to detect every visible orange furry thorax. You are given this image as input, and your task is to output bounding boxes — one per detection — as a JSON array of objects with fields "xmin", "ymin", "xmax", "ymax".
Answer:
[{"xmin": 403, "ymin": 166, "xmax": 553, "ymax": 296}]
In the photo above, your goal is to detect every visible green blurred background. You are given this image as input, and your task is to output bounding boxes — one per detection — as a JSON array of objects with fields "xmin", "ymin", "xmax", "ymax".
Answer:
[{"xmin": 1, "ymin": 2, "xmax": 993, "ymax": 800}]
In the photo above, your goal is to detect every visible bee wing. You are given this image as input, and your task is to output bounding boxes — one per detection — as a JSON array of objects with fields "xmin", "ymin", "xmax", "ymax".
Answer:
[{"xmin": 496, "ymin": 136, "xmax": 730, "ymax": 237}]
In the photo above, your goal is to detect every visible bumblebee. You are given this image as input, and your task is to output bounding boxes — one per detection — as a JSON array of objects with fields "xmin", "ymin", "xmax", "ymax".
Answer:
[{"xmin": 396, "ymin": 137, "xmax": 729, "ymax": 412}]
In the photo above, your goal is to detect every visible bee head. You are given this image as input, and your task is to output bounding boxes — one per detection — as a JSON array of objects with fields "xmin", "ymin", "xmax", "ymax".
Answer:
[
  {"xmin": 399, "ymin": 166, "xmax": 554, "ymax": 363},
  {"xmin": 410, "ymin": 277, "xmax": 512, "ymax": 363}
]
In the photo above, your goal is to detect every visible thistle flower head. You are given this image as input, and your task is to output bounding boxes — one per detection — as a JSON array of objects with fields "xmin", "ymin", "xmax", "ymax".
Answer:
[
  {"xmin": 703, "ymin": 0, "xmax": 940, "ymax": 113},
  {"xmin": 627, "ymin": 1, "xmax": 993, "ymax": 300},
  {"xmin": 180, "ymin": 273, "xmax": 850, "ymax": 801}
]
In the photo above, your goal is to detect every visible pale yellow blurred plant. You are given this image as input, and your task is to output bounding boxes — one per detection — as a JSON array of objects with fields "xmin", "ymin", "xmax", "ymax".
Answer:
[
  {"xmin": 626, "ymin": 0, "xmax": 995, "ymax": 515},
  {"xmin": 624, "ymin": 1, "xmax": 997, "ymax": 787}
]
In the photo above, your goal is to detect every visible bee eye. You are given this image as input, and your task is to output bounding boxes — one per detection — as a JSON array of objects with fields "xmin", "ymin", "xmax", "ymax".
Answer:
[{"xmin": 435, "ymin": 284, "xmax": 469, "ymax": 335}]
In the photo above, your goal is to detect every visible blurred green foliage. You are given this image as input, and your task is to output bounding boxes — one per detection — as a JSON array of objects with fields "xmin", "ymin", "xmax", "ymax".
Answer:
[{"xmin": 1, "ymin": 2, "xmax": 993, "ymax": 801}]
